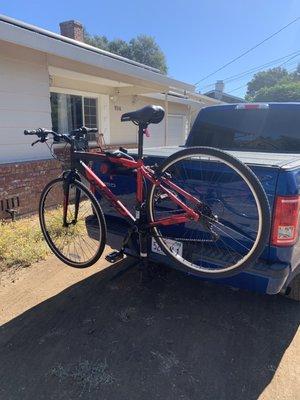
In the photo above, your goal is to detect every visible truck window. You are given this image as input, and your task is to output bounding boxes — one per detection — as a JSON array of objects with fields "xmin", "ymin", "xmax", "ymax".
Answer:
[{"xmin": 186, "ymin": 105, "xmax": 300, "ymax": 153}]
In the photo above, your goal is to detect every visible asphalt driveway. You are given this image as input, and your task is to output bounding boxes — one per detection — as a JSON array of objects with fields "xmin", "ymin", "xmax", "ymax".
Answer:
[{"xmin": 0, "ymin": 256, "xmax": 299, "ymax": 400}]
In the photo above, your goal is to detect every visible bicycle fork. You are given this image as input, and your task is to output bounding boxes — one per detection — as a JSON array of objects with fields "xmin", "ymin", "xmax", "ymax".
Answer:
[
  {"xmin": 62, "ymin": 178, "xmax": 80, "ymax": 227},
  {"xmin": 62, "ymin": 180, "xmax": 70, "ymax": 227}
]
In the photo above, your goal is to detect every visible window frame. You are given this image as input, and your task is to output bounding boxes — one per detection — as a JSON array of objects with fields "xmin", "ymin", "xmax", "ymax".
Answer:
[{"xmin": 50, "ymin": 87, "xmax": 109, "ymax": 145}]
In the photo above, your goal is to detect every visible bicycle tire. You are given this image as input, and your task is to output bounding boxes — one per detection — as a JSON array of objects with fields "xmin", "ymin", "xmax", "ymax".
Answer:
[
  {"xmin": 147, "ymin": 147, "xmax": 271, "ymax": 278},
  {"xmin": 39, "ymin": 177, "xmax": 106, "ymax": 268}
]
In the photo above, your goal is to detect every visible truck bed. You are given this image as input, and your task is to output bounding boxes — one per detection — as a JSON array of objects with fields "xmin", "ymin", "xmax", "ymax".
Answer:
[{"xmin": 133, "ymin": 146, "xmax": 300, "ymax": 169}]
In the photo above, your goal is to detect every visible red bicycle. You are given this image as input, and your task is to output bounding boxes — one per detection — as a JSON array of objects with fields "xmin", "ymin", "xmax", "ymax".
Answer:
[{"xmin": 24, "ymin": 105, "xmax": 270, "ymax": 278}]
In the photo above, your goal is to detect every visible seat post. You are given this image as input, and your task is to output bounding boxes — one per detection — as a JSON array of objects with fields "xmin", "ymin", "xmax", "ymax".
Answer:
[{"xmin": 138, "ymin": 123, "xmax": 146, "ymax": 159}]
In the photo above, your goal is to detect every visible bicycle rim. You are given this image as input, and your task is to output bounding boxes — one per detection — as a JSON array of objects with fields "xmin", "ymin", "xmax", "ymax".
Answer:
[
  {"xmin": 39, "ymin": 178, "xmax": 106, "ymax": 268},
  {"xmin": 147, "ymin": 147, "xmax": 270, "ymax": 277}
]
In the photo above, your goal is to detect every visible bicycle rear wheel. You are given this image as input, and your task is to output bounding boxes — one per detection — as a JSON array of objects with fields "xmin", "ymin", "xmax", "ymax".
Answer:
[
  {"xmin": 39, "ymin": 177, "xmax": 106, "ymax": 268},
  {"xmin": 147, "ymin": 147, "xmax": 271, "ymax": 278}
]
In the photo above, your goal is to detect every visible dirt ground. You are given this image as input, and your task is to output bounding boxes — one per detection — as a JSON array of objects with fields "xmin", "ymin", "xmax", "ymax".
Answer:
[{"xmin": 0, "ymin": 247, "xmax": 299, "ymax": 400}]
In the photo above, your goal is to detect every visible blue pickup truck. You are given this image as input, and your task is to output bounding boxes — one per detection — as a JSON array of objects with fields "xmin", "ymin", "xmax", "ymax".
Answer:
[{"xmin": 93, "ymin": 102, "xmax": 300, "ymax": 301}]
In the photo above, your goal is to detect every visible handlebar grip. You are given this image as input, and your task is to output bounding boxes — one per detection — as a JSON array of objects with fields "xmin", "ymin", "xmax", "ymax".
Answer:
[
  {"xmin": 24, "ymin": 129, "xmax": 38, "ymax": 135},
  {"xmin": 87, "ymin": 128, "xmax": 98, "ymax": 133},
  {"xmin": 24, "ymin": 128, "xmax": 57, "ymax": 137}
]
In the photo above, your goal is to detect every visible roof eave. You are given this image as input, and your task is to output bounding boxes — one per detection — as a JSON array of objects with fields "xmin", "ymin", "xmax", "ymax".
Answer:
[
  {"xmin": 204, "ymin": 90, "xmax": 244, "ymax": 102},
  {"xmin": 0, "ymin": 14, "xmax": 194, "ymax": 93}
]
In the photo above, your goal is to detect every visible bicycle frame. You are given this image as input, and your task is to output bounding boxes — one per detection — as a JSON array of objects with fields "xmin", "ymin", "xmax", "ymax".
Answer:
[{"xmin": 70, "ymin": 150, "xmax": 201, "ymax": 228}]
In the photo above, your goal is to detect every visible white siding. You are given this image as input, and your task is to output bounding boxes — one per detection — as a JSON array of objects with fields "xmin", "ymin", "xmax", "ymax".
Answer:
[
  {"xmin": 0, "ymin": 42, "xmax": 52, "ymax": 163},
  {"xmin": 109, "ymin": 95, "xmax": 189, "ymax": 145},
  {"xmin": 109, "ymin": 96, "xmax": 143, "ymax": 145},
  {"xmin": 0, "ymin": 41, "xmax": 191, "ymax": 162}
]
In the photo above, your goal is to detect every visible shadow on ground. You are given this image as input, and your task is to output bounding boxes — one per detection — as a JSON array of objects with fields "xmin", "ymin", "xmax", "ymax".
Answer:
[{"xmin": 0, "ymin": 260, "xmax": 299, "ymax": 400}]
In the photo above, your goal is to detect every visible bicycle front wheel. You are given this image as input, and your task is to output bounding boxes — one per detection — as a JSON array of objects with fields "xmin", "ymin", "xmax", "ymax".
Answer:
[
  {"xmin": 39, "ymin": 177, "xmax": 106, "ymax": 268},
  {"xmin": 147, "ymin": 147, "xmax": 270, "ymax": 278}
]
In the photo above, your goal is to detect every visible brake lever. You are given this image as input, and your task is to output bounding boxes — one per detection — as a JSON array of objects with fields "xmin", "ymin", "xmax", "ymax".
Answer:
[
  {"xmin": 31, "ymin": 136, "xmax": 49, "ymax": 146},
  {"xmin": 31, "ymin": 139, "xmax": 41, "ymax": 146}
]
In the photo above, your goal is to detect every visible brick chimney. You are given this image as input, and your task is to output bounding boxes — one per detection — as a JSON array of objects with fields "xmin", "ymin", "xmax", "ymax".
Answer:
[
  {"xmin": 215, "ymin": 80, "xmax": 225, "ymax": 100},
  {"xmin": 59, "ymin": 20, "xmax": 84, "ymax": 42}
]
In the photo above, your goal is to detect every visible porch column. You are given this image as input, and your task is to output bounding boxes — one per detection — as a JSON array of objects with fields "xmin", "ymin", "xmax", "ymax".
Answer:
[{"xmin": 164, "ymin": 92, "xmax": 168, "ymax": 146}]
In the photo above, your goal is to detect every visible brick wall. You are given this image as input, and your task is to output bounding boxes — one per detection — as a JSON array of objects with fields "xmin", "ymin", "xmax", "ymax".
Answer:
[
  {"xmin": 0, "ymin": 159, "xmax": 62, "ymax": 219},
  {"xmin": 0, "ymin": 142, "xmax": 137, "ymax": 219}
]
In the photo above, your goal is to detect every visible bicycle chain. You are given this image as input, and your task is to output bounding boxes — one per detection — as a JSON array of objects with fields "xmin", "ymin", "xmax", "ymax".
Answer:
[{"xmin": 155, "ymin": 234, "xmax": 218, "ymax": 244}]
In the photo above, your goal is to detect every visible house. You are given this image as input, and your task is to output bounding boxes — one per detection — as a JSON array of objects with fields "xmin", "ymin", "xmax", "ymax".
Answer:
[
  {"xmin": 0, "ymin": 14, "xmax": 219, "ymax": 218},
  {"xmin": 205, "ymin": 80, "xmax": 245, "ymax": 104}
]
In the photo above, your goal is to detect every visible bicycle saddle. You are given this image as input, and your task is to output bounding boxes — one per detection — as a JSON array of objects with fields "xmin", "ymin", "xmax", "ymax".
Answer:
[{"xmin": 121, "ymin": 105, "xmax": 165, "ymax": 125}]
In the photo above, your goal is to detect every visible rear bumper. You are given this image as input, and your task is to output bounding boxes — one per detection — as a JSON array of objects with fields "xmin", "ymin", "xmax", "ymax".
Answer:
[
  {"xmin": 86, "ymin": 215, "xmax": 291, "ymax": 296},
  {"xmin": 219, "ymin": 262, "xmax": 290, "ymax": 295},
  {"xmin": 149, "ymin": 251, "xmax": 290, "ymax": 295}
]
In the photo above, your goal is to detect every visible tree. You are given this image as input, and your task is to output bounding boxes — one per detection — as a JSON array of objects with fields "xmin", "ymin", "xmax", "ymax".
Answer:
[
  {"xmin": 251, "ymin": 81, "xmax": 300, "ymax": 102},
  {"xmin": 84, "ymin": 30, "xmax": 110, "ymax": 51},
  {"xmin": 108, "ymin": 39, "xmax": 131, "ymax": 59},
  {"xmin": 290, "ymin": 63, "xmax": 300, "ymax": 82},
  {"xmin": 245, "ymin": 64, "xmax": 300, "ymax": 102},
  {"xmin": 84, "ymin": 30, "xmax": 167, "ymax": 73},
  {"xmin": 129, "ymin": 35, "xmax": 167, "ymax": 74},
  {"xmin": 246, "ymin": 67, "xmax": 289, "ymax": 99}
]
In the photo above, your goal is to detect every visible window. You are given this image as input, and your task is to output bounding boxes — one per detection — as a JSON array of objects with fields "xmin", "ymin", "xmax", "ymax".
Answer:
[
  {"xmin": 50, "ymin": 92, "xmax": 98, "ymax": 139},
  {"xmin": 84, "ymin": 98, "xmax": 97, "ymax": 129},
  {"xmin": 187, "ymin": 106, "xmax": 300, "ymax": 153}
]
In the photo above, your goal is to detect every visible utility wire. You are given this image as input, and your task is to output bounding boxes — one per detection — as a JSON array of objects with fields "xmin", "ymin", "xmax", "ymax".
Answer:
[
  {"xmin": 228, "ymin": 53, "xmax": 300, "ymax": 94},
  {"xmin": 225, "ymin": 54, "xmax": 299, "ymax": 86},
  {"xmin": 228, "ymin": 64, "xmax": 299, "ymax": 94},
  {"xmin": 194, "ymin": 16, "xmax": 300, "ymax": 86},
  {"xmin": 227, "ymin": 62, "xmax": 299, "ymax": 94},
  {"xmin": 199, "ymin": 50, "xmax": 300, "ymax": 91},
  {"xmin": 279, "ymin": 52, "xmax": 300, "ymax": 67}
]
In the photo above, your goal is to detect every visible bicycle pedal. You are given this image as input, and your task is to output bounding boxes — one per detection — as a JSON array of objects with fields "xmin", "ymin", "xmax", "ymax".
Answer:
[{"xmin": 105, "ymin": 251, "xmax": 124, "ymax": 263}]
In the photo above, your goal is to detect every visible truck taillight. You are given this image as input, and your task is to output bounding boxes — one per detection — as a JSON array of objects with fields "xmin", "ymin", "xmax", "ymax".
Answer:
[
  {"xmin": 271, "ymin": 195, "xmax": 300, "ymax": 246},
  {"xmin": 236, "ymin": 103, "xmax": 269, "ymax": 110}
]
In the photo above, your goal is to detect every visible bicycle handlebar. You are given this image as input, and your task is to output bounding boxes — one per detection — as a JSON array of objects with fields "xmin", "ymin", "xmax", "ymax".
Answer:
[
  {"xmin": 23, "ymin": 126, "xmax": 98, "ymax": 145},
  {"xmin": 70, "ymin": 127, "xmax": 98, "ymax": 135}
]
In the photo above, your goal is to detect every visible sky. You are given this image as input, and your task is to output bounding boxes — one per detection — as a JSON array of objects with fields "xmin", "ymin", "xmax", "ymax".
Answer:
[{"xmin": 1, "ymin": 0, "xmax": 300, "ymax": 98}]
